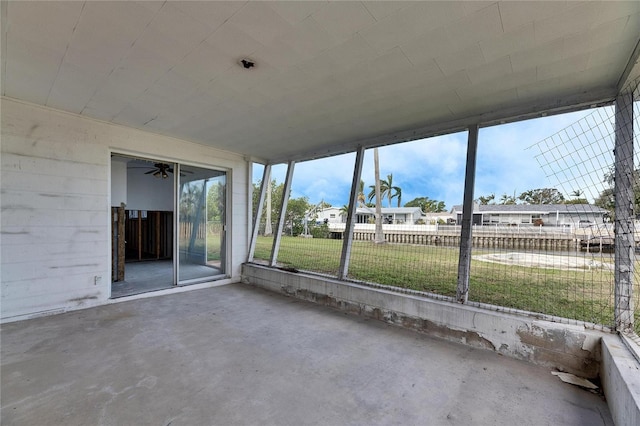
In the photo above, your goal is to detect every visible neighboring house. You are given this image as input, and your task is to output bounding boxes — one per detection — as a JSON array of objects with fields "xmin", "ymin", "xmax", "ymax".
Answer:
[
  {"xmin": 451, "ymin": 204, "xmax": 609, "ymax": 227},
  {"xmin": 313, "ymin": 207, "xmax": 345, "ymax": 224},
  {"xmin": 423, "ymin": 212, "xmax": 456, "ymax": 224},
  {"xmin": 313, "ymin": 207, "xmax": 425, "ymax": 224},
  {"xmin": 355, "ymin": 207, "xmax": 424, "ymax": 224}
]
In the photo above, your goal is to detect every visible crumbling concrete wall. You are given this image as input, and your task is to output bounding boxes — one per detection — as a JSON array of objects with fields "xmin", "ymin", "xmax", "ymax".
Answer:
[
  {"xmin": 242, "ymin": 263, "xmax": 607, "ymax": 378},
  {"xmin": 600, "ymin": 335, "xmax": 640, "ymax": 426}
]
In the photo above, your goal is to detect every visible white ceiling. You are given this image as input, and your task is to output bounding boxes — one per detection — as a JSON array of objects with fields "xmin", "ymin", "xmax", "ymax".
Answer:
[{"xmin": 2, "ymin": 1, "xmax": 640, "ymax": 163}]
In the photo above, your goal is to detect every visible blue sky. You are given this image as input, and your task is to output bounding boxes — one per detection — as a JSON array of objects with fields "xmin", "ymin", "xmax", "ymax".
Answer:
[{"xmin": 254, "ymin": 107, "xmax": 615, "ymax": 211}]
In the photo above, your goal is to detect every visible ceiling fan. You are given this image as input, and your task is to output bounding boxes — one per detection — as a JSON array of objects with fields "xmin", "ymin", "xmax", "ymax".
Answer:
[{"xmin": 142, "ymin": 163, "xmax": 192, "ymax": 178}]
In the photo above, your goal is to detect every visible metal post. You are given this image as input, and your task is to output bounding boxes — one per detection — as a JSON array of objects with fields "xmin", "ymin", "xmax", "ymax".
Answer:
[
  {"xmin": 247, "ymin": 164, "xmax": 271, "ymax": 262},
  {"xmin": 338, "ymin": 146, "xmax": 365, "ymax": 279},
  {"xmin": 270, "ymin": 161, "xmax": 295, "ymax": 267},
  {"xmin": 457, "ymin": 125, "xmax": 479, "ymax": 303},
  {"xmin": 614, "ymin": 91, "xmax": 635, "ymax": 333}
]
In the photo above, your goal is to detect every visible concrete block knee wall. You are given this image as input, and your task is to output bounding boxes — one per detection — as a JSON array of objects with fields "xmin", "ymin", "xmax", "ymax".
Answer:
[
  {"xmin": 600, "ymin": 335, "xmax": 640, "ymax": 426},
  {"xmin": 242, "ymin": 263, "xmax": 607, "ymax": 378}
]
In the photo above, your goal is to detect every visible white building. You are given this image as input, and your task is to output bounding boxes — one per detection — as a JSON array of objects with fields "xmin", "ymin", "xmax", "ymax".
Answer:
[
  {"xmin": 354, "ymin": 207, "xmax": 424, "ymax": 224},
  {"xmin": 314, "ymin": 207, "xmax": 346, "ymax": 224},
  {"xmin": 451, "ymin": 204, "xmax": 609, "ymax": 227}
]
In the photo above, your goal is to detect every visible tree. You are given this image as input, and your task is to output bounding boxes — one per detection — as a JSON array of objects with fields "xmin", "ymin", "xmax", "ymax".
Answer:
[
  {"xmin": 368, "ymin": 173, "xmax": 401, "ymax": 208},
  {"xmin": 594, "ymin": 187, "xmax": 614, "ymax": 212},
  {"xmin": 284, "ymin": 197, "xmax": 310, "ymax": 236},
  {"xmin": 405, "ymin": 196, "xmax": 446, "ymax": 213},
  {"xmin": 339, "ymin": 204, "xmax": 349, "ymax": 220},
  {"xmin": 394, "ymin": 186, "xmax": 402, "ymax": 207},
  {"xmin": 565, "ymin": 198, "xmax": 589, "ymax": 204},
  {"xmin": 373, "ymin": 148, "xmax": 385, "ymax": 243},
  {"xmin": 207, "ymin": 181, "xmax": 225, "ymax": 222},
  {"xmin": 357, "ymin": 180, "xmax": 366, "ymax": 207},
  {"xmin": 251, "ymin": 179, "xmax": 284, "ymax": 236},
  {"xmin": 180, "ymin": 182, "xmax": 204, "ymax": 222},
  {"xmin": 265, "ymin": 180, "xmax": 273, "ymax": 236},
  {"xmin": 565, "ymin": 189, "xmax": 588, "ymax": 205},
  {"xmin": 594, "ymin": 166, "xmax": 640, "ymax": 217},
  {"xmin": 475, "ymin": 193, "xmax": 495, "ymax": 205},
  {"xmin": 499, "ymin": 193, "xmax": 517, "ymax": 205},
  {"xmin": 518, "ymin": 188, "xmax": 565, "ymax": 204}
]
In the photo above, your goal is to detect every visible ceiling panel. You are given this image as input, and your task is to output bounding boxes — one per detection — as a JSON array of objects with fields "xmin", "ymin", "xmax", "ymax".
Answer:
[
  {"xmin": 498, "ymin": 1, "xmax": 568, "ymax": 34},
  {"xmin": 311, "ymin": 1, "xmax": 376, "ymax": 43},
  {"xmin": 4, "ymin": 37, "xmax": 63, "ymax": 105},
  {"xmin": 2, "ymin": 1, "xmax": 639, "ymax": 163}
]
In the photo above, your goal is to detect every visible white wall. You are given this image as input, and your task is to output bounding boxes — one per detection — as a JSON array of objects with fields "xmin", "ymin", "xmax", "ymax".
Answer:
[
  {"xmin": 111, "ymin": 158, "xmax": 127, "ymax": 207},
  {"xmin": 1, "ymin": 98, "xmax": 248, "ymax": 321},
  {"xmin": 125, "ymin": 167, "xmax": 173, "ymax": 211},
  {"xmin": 315, "ymin": 208, "xmax": 343, "ymax": 224}
]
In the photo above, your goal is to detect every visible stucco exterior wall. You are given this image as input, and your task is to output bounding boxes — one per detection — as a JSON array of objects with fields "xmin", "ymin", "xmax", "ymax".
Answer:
[{"xmin": 1, "ymin": 98, "xmax": 248, "ymax": 321}]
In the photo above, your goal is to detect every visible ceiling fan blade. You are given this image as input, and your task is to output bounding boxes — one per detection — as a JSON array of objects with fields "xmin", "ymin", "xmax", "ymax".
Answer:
[{"xmin": 144, "ymin": 170, "xmax": 156, "ymax": 174}]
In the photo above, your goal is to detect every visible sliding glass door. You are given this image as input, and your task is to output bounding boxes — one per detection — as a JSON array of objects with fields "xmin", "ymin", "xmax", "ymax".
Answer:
[{"xmin": 178, "ymin": 165, "xmax": 227, "ymax": 283}]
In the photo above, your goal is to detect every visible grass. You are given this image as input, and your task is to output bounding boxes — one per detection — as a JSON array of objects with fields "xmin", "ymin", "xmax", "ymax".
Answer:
[
  {"xmin": 252, "ymin": 236, "xmax": 638, "ymax": 330},
  {"xmin": 179, "ymin": 228, "xmax": 223, "ymax": 262}
]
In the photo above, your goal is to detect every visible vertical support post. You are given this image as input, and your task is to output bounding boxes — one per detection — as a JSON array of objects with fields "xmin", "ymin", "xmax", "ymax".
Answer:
[
  {"xmin": 117, "ymin": 203, "xmax": 125, "ymax": 282},
  {"xmin": 247, "ymin": 165, "xmax": 271, "ymax": 262},
  {"xmin": 270, "ymin": 161, "xmax": 295, "ymax": 267},
  {"xmin": 137, "ymin": 210, "xmax": 142, "ymax": 261},
  {"xmin": 457, "ymin": 125, "xmax": 479, "ymax": 303},
  {"xmin": 614, "ymin": 92, "xmax": 635, "ymax": 333},
  {"xmin": 174, "ymin": 168, "xmax": 180, "ymax": 286},
  {"xmin": 339, "ymin": 146, "xmax": 365, "ymax": 279},
  {"xmin": 156, "ymin": 211, "xmax": 161, "ymax": 259}
]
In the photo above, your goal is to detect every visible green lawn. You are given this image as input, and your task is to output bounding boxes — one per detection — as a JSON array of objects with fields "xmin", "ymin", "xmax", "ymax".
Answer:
[{"xmin": 253, "ymin": 236, "xmax": 636, "ymax": 330}]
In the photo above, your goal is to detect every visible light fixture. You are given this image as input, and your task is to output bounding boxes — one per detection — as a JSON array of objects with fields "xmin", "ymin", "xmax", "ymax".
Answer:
[{"xmin": 239, "ymin": 58, "xmax": 255, "ymax": 69}]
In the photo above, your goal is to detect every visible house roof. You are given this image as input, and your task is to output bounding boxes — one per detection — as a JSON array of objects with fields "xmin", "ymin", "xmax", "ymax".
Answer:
[
  {"xmin": 451, "ymin": 204, "xmax": 609, "ymax": 214},
  {"xmin": 3, "ymin": 2, "xmax": 639, "ymax": 163}
]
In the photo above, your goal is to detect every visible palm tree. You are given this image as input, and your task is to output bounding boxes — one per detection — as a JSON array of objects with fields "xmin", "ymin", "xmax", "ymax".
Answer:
[
  {"xmin": 476, "ymin": 193, "xmax": 495, "ymax": 205},
  {"xmin": 339, "ymin": 204, "xmax": 349, "ymax": 222},
  {"xmin": 394, "ymin": 186, "xmax": 402, "ymax": 207},
  {"xmin": 499, "ymin": 192, "xmax": 516, "ymax": 205},
  {"xmin": 367, "ymin": 174, "xmax": 402, "ymax": 207},
  {"xmin": 373, "ymin": 148, "xmax": 385, "ymax": 243},
  {"xmin": 357, "ymin": 180, "xmax": 366, "ymax": 207},
  {"xmin": 382, "ymin": 174, "xmax": 401, "ymax": 208}
]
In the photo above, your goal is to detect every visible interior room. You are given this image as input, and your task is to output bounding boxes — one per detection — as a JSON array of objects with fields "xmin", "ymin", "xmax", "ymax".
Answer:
[{"xmin": 110, "ymin": 154, "xmax": 227, "ymax": 297}]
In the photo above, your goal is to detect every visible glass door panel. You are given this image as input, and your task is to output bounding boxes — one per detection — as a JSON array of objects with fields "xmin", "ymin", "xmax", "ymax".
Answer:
[{"xmin": 178, "ymin": 165, "xmax": 226, "ymax": 283}]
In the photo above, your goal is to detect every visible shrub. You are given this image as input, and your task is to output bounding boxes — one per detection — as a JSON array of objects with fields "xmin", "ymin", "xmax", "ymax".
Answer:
[{"xmin": 310, "ymin": 223, "xmax": 330, "ymax": 239}]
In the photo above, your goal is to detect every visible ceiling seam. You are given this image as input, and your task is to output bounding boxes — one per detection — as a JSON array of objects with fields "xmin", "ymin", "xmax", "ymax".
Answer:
[
  {"xmin": 45, "ymin": 1, "xmax": 86, "ymax": 107},
  {"xmin": 81, "ymin": 1, "xmax": 164, "ymax": 117},
  {"xmin": 111, "ymin": 0, "xmax": 249, "ymax": 124}
]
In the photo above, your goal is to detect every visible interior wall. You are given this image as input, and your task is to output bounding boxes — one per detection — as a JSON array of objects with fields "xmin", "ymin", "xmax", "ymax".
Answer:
[
  {"xmin": 111, "ymin": 158, "xmax": 127, "ymax": 207},
  {"xmin": 0, "ymin": 98, "xmax": 248, "ymax": 322},
  {"xmin": 125, "ymin": 165, "xmax": 173, "ymax": 211}
]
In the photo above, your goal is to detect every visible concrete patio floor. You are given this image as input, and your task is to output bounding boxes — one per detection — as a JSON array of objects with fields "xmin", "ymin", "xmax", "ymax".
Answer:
[{"xmin": 1, "ymin": 283, "xmax": 612, "ymax": 425}]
